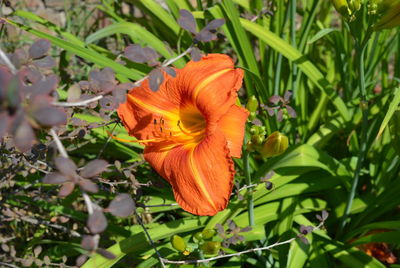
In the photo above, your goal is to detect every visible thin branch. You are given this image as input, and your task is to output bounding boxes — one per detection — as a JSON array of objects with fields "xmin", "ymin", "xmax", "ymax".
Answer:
[
  {"xmin": 16, "ymin": 216, "xmax": 81, "ymax": 237},
  {"xmin": 161, "ymin": 222, "xmax": 324, "ymax": 265},
  {"xmin": 50, "ymin": 128, "xmax": 68, "ymax": 158},
  {"xmin": 0, "ymin": 47, "xmax": 17, "ymax": 74},
  {"xmin": 51, "ymin": 95, "xmax": 103, "ymax": 107},
  {"xmin": 82, "ymin": 192, "xmax": 94, "ymax": 215},
  {"xmin": 134, "ymin": 211, "xmax": 166, "ymax": 268},
  {"xmin": 162, "ymin": 46, "xmax": 192, "ymax": 67},
  {"xmin": 0, "ymin": 261, "xmax": 19, "ymax": 268}
]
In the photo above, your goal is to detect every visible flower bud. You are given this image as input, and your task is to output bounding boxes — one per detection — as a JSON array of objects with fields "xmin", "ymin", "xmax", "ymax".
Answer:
[
  {"xmin": 200, "ymin": 241, "xmax": 221, "ymax": 255},
  {"xmin": 348, "ymin": 0, "xmax": 361, "ymax": 13},
  {"xmin": 374, "ymin": 0, "xmax": 400, "ymax": 30},
  {"xmin": 331, "ymin": 0, "xmax": 351, "ymax": 18},
  {"xmin": 171, "ymin": 235, "xmax": 186, "ymax": 252},
  {"xmin": 260, "ymin": 131, "xmax": 289, "ymax": 158},
  {"xmin": 246, "ymin": 96, "xmax": 259, "ymax": 113},
  {"xmin": 201, "ymin": 229, "xmax": 216, "ymax": 240}
]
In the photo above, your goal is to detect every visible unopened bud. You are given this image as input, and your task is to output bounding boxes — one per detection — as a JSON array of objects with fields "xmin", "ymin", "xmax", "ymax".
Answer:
[
  {"xmin": 171, "ymin": 235, "xmax": 186, "ymax": 252},
  {"xmin": 246, "ymin": 96, "xmax": 259, "ymax": 113},
  {"xmin": 200, "ymin": 241, "xmax": 221, "ymax": 255},
  {"xmin": 201, "ymin": 229, "xmax": 216, "ymax": 240},
  {"xmin": 348, "ymin": 0, "xmax": 361, "ymax": 13},
  {"xmin": 331, "ymin": 0, "xmax": 351, "ymax": 18},
  {"xmin": 374, "ymin": 0, "xmax": 400, "ymax": 30},
  {"xmin": 260, "ymin": 131, "xmax": 289, "ymax": 158}
]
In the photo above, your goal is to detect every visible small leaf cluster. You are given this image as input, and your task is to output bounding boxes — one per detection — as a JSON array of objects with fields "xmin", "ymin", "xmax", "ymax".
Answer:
[
  {"xmin": 0, "ymin": 39, "xmax": 67, "ymax": 152},
  {"xmin": 261, "ymin": 91, "xmax": 297, "ymax": 122}
]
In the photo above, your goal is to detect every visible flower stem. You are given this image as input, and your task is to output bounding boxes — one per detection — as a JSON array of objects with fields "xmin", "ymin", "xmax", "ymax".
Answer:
[
  {"xmin": 243, "ymin": 150, "xmax": 255, "ymax": 227},
  {"xmin": 338, "ymin": 33, "xmax": 371, "ymax": 237}
]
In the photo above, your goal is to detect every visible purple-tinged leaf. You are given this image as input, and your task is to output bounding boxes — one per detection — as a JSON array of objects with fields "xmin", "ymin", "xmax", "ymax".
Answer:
[
  {"xmin": 11, "ymin": 49, "xmax": 28, "ymax": 68},
  {"xmin": 87, "ymin": 209, "xmax": 108, "ymax": 234},
  {"xmin": 23, "ymin": 67, "xmax": 42, "ymax": 84},
  {"xmin": 240, "ymin": 226, "xmax": 252, "ymax": 232},
  {"xmin": 0, "ymin": 112, "xmax": 10, "ymax": 138},
  {"xmin": 195, "ymin": 29, "xmax": 214, "ymax": 42},
  {"xmin": 215, "ymin": 224, "xmax": 224, "ymax": 235},
  {"xmin": 58, "ymin": 182, "xmax": 75, "ymax": 197},
  {"xmin": 148, "ymin": 68, "xmax": 164, "ymax": 92},
  {"xmin": 286, "ymin": 105, "xmax": 297, "ymax": 118},
  {"xmin": 29, "ymin": 39, "xmax": 51, "ymax": 59},
  {"xmin": 190, "ymin": 47, "xmax": 202, "ymax": 62},
  {"xmin": 322, "ymin": 210, "xmax": 329, "ymax": 221},
  {"xmin": 70, "ymin": 117, "xmax": 87, "ymax": 126},
  {"xmin": 277, "ymin": 109, "xmax": 283, "ymax": 122},
  {"xmin": 42, "ymin": 172, "xmax": 69, "ymax": 184},
  {"xmin": 142, "ymin": 47, "xmax": 159, "ymax": 63},
  {"xmin": 178, "ymin": 9, "xmax": 197, "ymax": 33},
  {"xmin": 99, "ymin": 96, "xmax": 118, "ymax": 111},
  {"xmin": 32, "ymin": 106, "xmax": 68, "ymax": 127},
  {"xmin": 124, "ymin": 44, "xmax": 149, "ymax": 63},
  {"xmin": 80, "ymin": 159, "xmax": 108, "ymax": 178},
  {"xmin": 96, "ymin": 248, "xmax": 116, "ymax": 259},
  {"xmin": 204, "ymin": 19, "xmax": 225, "ymax": 31},
  {"xmin": 78, "ymin": 179, "xmax": 99, "ymax": 193},
  {"xmin": 33, "ymin": 56, "xmax": 56, "ymax": 69},
  {"xmin": 227, "ymin": 219, "xmax": 236, "ymax": 231},
  {"xmin": 79, "ymin": 81, "xmax": 90, "ymax": 90},
  {"xmin": 54, "ymin": 156, "xmax": 77, "ymax": 176},
  {"xmin": 30, "ymin": 75, "xmax": 58, "ymax": 97},
  {"xmin": 13, "ymin": 119, "xmax": 35, "ymax": 153},
  {"xmin": 284, "ymin": 90, "xmax": 292, "ymax": 102},
  {"xmin": 76, "ymin": 254, "xmax": 88, "ymax": 266},
  {"xmin": 0, "ymin": 66, "xmax": 11, "ymax": 100},
  {"xmin": 267, "ymin": 108, "xmax": 275, "ymax": 116},
  {"xmin": 107, "ymin": 193, "xmax": 135, "ymax": 218},
  {"xmin": 299, "ymin": 236, "xmax": 309, "ymax": 245},
  {"xmin": 251, "ymin": 118, "xmax": 262, "ymax": 126},
  {"xmin": 269, "ymin": 95, "xmax": 281, "ymax": 105},
  {"xmin": 162, "ymin": 66, "xmax": 176, "ymax": 77},
  {"xmin": 100, "ymin": 68, "xmax": 115, "ymax": 82},
  {"xmin": 81, "ymin": 235, "xmax": 97, "ymax": 251},
  {"xmin": 299, "ymin": 225, "xmax": 313, "ymax": 235}
]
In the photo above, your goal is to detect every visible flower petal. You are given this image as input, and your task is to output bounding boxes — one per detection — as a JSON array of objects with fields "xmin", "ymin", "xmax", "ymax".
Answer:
[
  {"xmin": 118, "ymin": 74, "xmax": 180, "ymax": 140},
  {"xmin": 217, "ymin": 105, "xmax": 249, "ymax": 158},
  {"xmin": 145, "ymin": 131, "xmax": 235, "ymax": 216},
  {"xmin": 174, "ymin": 54, "xmax": 244, "ymax": 122},
  {"xmin": 117, "ymin": 101, "xmax": 137, "ymax": 135}
]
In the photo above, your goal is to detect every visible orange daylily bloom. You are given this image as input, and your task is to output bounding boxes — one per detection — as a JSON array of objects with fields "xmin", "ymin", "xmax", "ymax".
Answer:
[{"xmin": 117, "ymin": 54, "xmax": 248, "ymax": 216}]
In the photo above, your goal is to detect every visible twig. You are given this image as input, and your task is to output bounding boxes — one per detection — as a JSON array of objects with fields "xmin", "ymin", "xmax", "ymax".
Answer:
[
  {"xmin": 82, "ymin": 192, "xmax": 94, "ymax": 215},
  {"xmin": 134, "ymin": 211, "xmax": 166, "ymax": 268},
  {"xmin": 161, "ymin": 222, "xmax": 324, "ymax": 264},
  {"xmin": 162, "ymin": 46, "xmax": 192, "ymax": 67},
  {"xmin": 51, "ymin": 95, "xmax": 103, "ymax": 107},
  {"xmin": 0, "ymin": 261, "xmax": 19, "ymax": 268},
  {"xmin": 50, "ymin": 128, "xmax": 68, "ymax": 158},
  {"xmin": 0, "ymin": 47, "xmax": 17, "ymax": 74},
  {"xmin": 16, "ymin": 216, "xmax": 81, "ymax": 237}
]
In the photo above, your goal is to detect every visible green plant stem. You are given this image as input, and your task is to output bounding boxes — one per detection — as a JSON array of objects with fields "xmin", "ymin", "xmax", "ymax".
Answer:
[
  {"xmin": 338, "ymin": 34, "xmax": 371, "ymax": 237},
  {"xmin": 243, "ymin": 150, "xmax": 255, "ymax": 227}
]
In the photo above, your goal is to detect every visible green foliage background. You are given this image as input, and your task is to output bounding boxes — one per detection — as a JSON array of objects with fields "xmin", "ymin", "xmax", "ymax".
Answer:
[{"xmin": 1, "ymin": 0, "xmax": 400, "ymax": 267}]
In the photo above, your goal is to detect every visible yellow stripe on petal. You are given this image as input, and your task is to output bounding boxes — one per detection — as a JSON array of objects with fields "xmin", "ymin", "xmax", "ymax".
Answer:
[
  {"xmin": 188, "ymin": 147, "xmax": 218, "ymax": 211},
  {"xmin": 193, "ymin": 69, "xmax": 233, "ymax": 99}
]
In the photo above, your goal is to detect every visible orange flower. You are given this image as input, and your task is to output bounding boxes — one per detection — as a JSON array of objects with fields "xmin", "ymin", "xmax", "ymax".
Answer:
[{"xmin": 117, "ymin": 54, "xmax": 248, "ymax": 216}]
